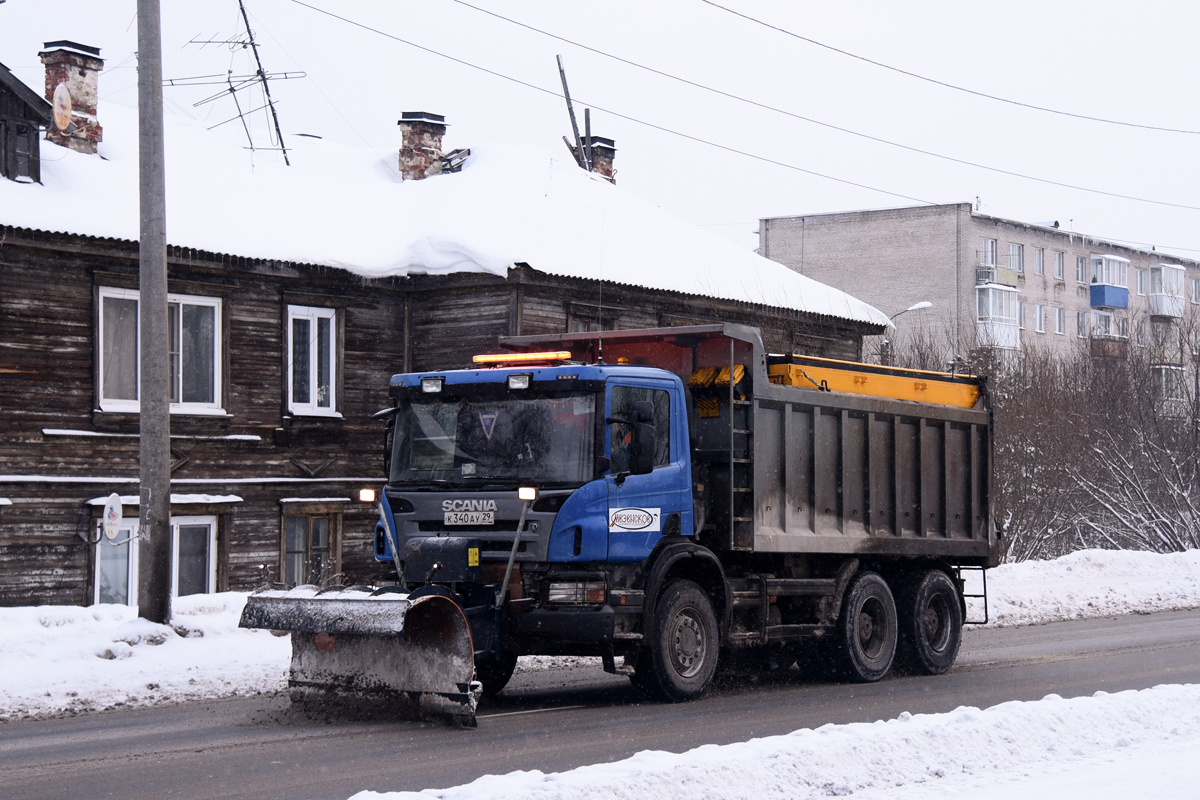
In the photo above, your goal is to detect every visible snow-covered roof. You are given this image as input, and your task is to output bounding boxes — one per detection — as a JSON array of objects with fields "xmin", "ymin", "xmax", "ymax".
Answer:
[
  {"xmin": 84, "ymin": 495, "xmax": 243, "ymax": 506},
  {"xmin": 0, "ymin": 101, "xmax": 888, "ymax": 329}
]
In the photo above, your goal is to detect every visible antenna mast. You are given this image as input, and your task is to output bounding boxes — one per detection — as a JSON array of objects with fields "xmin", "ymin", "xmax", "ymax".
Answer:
[
  {"xmin": 556, "ymin": 55, "xmax": 590, "ymax": 172},
  {"xmin": 172, "ymin": 1, "xmax": 300, "ymax": 163},
  {"xmin": 237, "ymin": 0, "xmax": 289, "ymax": 165}
]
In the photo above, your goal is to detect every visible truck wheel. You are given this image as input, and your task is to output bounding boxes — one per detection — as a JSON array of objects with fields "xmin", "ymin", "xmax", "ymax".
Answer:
[
  {"xmin": 643, "ymin": 580, "xmax": 719, "ymax": 701},
  {"xmin": 837, "ymin": 571, "xmax": 897, "ymax": 682},
  {"xmin": 896, "ymin": 570, "xmax": 962, "ymax": 675},
  {"xmin": 475, "ymin": 650, "xmax": 518, "ymax": 696}
]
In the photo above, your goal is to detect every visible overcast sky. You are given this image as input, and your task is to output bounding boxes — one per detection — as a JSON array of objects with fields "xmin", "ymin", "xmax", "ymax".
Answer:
[{"xmin": 3, "ymin": 0, "xmax": 1198, "ymax": 258}]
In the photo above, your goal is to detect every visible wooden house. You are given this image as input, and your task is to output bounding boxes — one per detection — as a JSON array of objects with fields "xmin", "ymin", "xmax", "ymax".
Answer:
[{"xmin": 0, "ymin": 51, "xmax": 886, "ymax": 607}]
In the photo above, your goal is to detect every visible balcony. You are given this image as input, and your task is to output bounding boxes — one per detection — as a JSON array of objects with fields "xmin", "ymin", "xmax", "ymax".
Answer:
[
  {"xmin": 977, "ymin": 320, "xmax": 1020, "ymax": 350},
  {"xmin": 976, "ymin": 265, "xmax": 1020, "ymax": 287},
  {"xmin": 1090, "ymin": 336, "xmax": 1128, "ymax": 359},
  {"xmin": 1149, "ymin": 293, "xmax": 1186, "ymax": 318},
  {"xmin": 1150, "ymin": 345, "xmax": 1184, "ymax": 366},
  {"xmin": 1090, "ymin": 283, "xmax": 1129, "ymax": 309},
  {"xmin": 1149, "ymin": 264, "xmax": 1187, "ymax": 318}
]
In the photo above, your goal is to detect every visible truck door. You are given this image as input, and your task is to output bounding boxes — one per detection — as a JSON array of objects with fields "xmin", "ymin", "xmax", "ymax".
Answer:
[{"xmin": 605, "ymin": 380, "xmax": 687, "ymax": 561}]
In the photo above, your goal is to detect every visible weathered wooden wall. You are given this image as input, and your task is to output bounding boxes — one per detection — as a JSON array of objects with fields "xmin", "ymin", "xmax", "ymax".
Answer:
[
  {"xmin": 0, "ymin": 228, "xmax": 875, "ymax": 606},
  {"xmin": 0, "ymin": 228, "xmax": 406, "ymax": 604}
]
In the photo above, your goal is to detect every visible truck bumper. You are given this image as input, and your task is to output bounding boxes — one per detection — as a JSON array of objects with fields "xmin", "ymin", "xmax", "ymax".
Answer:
[{"xmin": 512, "ymin": 606, "xmax": 616, "ymax": 642}]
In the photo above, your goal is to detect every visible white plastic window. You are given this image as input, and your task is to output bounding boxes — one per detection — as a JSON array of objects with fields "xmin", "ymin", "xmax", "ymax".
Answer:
[
  {"xmin": 172, "ymin": 516, "xmax": 217, "ymax": 597},
  {"xmin": 95, "ymin": 518, "xmax": 139, "ymax": 606},
  {"xmin": 98, "ymin": 287, "xmax": 223, "ymax": 414},
  {"xmin": 287, "ymin": 306, "xmax": 339, "ymax": 416},
  {"xmin": 980, "ymin": 238, "xmax": 997, "ymax": 266},
  {"xmin": 1009, "ymin": 243, "xmax": 1024, "ymax": 272}
]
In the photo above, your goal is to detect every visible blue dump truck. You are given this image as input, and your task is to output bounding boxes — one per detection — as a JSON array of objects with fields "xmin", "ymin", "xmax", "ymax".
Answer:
[{"xmin": 241, "ymin": 324, "xmax": 997, "ymax": 725}]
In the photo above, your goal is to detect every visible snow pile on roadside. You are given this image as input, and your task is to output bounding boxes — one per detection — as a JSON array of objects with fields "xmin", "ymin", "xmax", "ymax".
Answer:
[
  {"xmin": 980, "ymin": 548, "xmax": 1200, "ymax": 627},
  {"xmin": 348, "ymin": 684, "xmax": 1200, "ymax": 800},
  {"xmin": 0, "ymin": 593, "xmax": 288, "ymax": 721},
  {"xmin": 3, "ymin": 548, "xmax": 1200, "ymax": 720}
]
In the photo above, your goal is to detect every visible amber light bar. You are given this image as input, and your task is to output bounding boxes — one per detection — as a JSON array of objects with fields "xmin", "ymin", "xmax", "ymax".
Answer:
[{"xmin": 472, "ymin": 350, "xmax": 572, "ymax": 364}]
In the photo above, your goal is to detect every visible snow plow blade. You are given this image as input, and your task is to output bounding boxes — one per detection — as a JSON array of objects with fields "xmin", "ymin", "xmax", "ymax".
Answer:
[{"xmin": 239, "ymin": 587, "xmax": 480, "ymax": 726}]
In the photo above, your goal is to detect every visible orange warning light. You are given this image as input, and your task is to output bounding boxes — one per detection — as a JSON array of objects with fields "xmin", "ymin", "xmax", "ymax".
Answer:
[{"xmin": 471, "ymin": 350, "xmax": 572, "ymax": 365}]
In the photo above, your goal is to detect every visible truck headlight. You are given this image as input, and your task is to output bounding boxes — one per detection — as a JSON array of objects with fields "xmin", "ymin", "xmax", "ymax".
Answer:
[{"xmin": 548, "ymin": 581, "xmax": 606, "ymax": 605}]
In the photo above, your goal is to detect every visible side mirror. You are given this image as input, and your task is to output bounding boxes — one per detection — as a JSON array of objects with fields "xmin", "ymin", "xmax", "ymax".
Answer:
[{"xmin": 630, "ymin": 401, "xmax": 655, "ymax": 475}]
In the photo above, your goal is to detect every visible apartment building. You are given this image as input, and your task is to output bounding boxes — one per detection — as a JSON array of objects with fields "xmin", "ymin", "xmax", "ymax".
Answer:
[{"xmin": 760, "ymin": 203, "xmax": 1200, "ymax": 400}]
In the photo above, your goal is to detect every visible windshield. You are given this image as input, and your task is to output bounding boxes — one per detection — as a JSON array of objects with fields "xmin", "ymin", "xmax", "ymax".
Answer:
[{"xmin": 389, "ymin": 391, "xmax": 596, "ymax": 486}]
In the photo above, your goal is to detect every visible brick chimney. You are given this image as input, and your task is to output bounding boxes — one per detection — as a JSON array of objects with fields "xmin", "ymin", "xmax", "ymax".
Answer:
[
  {"xmin": 40, "ymin": 41, "xmax": 103, "ymax": 154},
  {"xmin": 583, "ymin": 136, "xmax": 616, "ymax": 183},
  {"xmin": 397, "ymin": 112, "xmax": 446, "ymax": 180}
]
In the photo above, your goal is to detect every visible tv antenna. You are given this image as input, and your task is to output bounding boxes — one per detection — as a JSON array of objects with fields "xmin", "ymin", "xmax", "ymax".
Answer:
[
  {"xmin": 169, "ymin": 0, "xmax": 298, "ymax": 164},
  {"xmin": 556, "ymin": 55, "xmax": 595, "ymax": 174}
]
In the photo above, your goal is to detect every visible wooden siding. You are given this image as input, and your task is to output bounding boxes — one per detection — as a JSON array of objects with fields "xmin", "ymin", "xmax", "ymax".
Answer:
[{"xmin": 0, "ymin": 228, "xmax": 874, "ymax": 606}]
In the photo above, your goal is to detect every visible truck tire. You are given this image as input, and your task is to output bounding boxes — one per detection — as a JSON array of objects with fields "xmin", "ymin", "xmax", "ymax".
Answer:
[
  {"xmin": 475, "ymin": 650, "xmax": 518, "ymax": 696},
  {"xmin": 895, "ymin": 570, "xmax": 962, "ymax": 675},
  {"xmin": 836, "ymin": 571, "xmax": 897, "ymax": 682},
  {"xmin": 642, "ymin": 580, "xmax": 719, "ymax": 701}
]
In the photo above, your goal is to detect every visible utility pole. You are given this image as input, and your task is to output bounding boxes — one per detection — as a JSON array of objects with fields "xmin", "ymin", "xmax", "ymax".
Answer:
[{"xmin": 137, "ymin": 0, "xmax": 172, "ymax": 624}]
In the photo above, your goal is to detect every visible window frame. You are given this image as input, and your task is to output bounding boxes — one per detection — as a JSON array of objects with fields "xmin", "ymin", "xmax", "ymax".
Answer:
[
  {"xmin": 1136, "ymin": 269, "xmax": 1146, "ymax": 296},
  {"xmin": 280, "ymin": 503, "xmax": 344, "ymax": 587},
  {"xmin": 94, "ymin": 516, "xmax": 140, "ymax": 606},
  {"xmin": 1054, "ymin": 251, "xmax": 1065, "ymax": 280},
  {"xmin": 1, "ymin": 120, "xmax": 41, "ymax": 183},
  {"xmin": 1033, "ymin": 247, "xmax": 1044, "ymax": 276},
  {"xmin": 286, "ymin": 305, "xmax": 340, "ymax": 417},
  {"xmin": 1009, "ymin": 243, "xmax": 1024, "ymax": 273},
  {"xmin": 1076, "ymin": 256, "xmax": 1088, "ymax": 283},
  {"xmin": 171, "ymin": 515, "xmax": 218, "ymax": 598},
  {"xmin": 1077, "ymin": 311, "xmax": 1089, "ymax": 338},
  {"xmin": 608, "ymin": 383, "xmax": 673, "ymax": 471},
  {"xmin": 1055, "ymin": 306, "xmax": 1065, "ymax": 335},
  {"xmin": 97, "ymin": 286, "xmax": 225, "ymax": 415},
  {"xmin": 979, "ymin": 238, "xmax": 997, "ymax": 267},
  {"xmin": 1034, "ymin": 303, "xmax": 1045, "ymax": 333}
]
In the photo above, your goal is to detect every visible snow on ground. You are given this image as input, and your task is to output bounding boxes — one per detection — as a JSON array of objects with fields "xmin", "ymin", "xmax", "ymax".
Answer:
[
  {"xmin": 2, "ymin": 548, "xmax": 1199, "ymax": 721},
  {"xmin": 348, "ymin": 685, "xmax": 1200, "ymax": 800},
  {"xmin": 0, "ymin": 592, "xmax": 289, "ymax": 720},
  {"xmin": 978, "ymin": 547, "xmax": 1200, "ymax": 627}
]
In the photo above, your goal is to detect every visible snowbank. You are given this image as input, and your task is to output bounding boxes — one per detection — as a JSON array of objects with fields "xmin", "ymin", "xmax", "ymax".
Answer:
[
  {"xmin": 980, "ymin": 548, "xmax": 1200, "ymax": 627},
  {"xmin": 0, "ymin": 592, "xmax": 288, "ymax": 721},
  {"xmin": 347, "ymin": 684, "xmax": 1200, "ymax": 800}
]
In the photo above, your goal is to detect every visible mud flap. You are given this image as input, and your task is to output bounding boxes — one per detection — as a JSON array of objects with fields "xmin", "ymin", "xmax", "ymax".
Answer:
[{"xmin": 240, "ymin": 587, "xmax": 481, "ymax": 726}]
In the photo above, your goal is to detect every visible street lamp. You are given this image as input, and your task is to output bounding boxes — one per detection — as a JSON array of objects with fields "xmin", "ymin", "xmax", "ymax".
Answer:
[
  {"xmin": 881, "ymin": 301, "xmax": 932, "ymax": 365},
  {"xmin": 890, "ymin": 300, "xmax": 933, "ymax": 321}
]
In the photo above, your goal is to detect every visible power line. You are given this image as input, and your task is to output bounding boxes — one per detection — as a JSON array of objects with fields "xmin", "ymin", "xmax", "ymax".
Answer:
[
  {"xmin": 285, "ymin": 0, "xmax": 932, "ymax": 205},
  {"xmin": 450, "ymin": 0, "xmax": 1200, "ymax": 213},
  {"xmin": 699, "ymin": 0, "xmax": 1200, "ymax": 137}
]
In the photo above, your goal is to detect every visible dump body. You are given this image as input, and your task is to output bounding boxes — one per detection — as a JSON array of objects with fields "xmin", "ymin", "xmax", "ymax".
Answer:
[{"xmin": 748, "ymin": 365, "xmax": 992, "ymax": 561}]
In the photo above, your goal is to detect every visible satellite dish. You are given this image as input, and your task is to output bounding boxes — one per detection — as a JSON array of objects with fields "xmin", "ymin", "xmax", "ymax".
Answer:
[
  {"xmin": 52, "ymin": 83, "xmax": 72, "ymax": 132},
  {"xmin": 102, "ymin": 493, "xmax": 123, "ymax": 541}
]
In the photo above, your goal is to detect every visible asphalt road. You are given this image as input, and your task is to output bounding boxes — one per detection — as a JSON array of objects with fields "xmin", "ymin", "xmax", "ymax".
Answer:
[{"xmin": 4, "ymin": 608, "xmax": 1200, "ymax": 800}]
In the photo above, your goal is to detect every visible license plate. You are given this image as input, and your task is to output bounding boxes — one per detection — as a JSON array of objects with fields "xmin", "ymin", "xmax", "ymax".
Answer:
[{"xmin": 444, "ymin": 511, "xmax": 494, "ymax": 526}]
